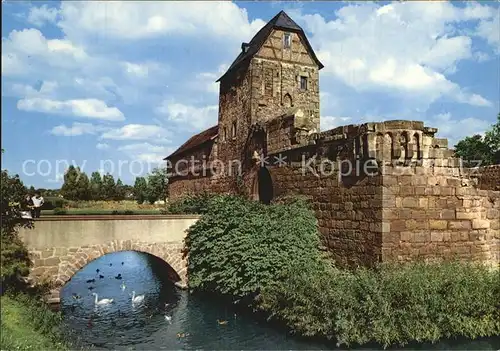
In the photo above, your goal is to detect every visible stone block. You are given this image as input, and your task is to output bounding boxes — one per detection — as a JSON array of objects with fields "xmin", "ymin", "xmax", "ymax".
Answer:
[
  {"xmin": 43, "ymin": 257, "xmax": 61, "ymax": 266},
  {"xmin": 429, "ymin": 220, "xmax": 447, "ymax": 230},
  {"xmin": 472, "ymin": 219, "xmax": 490, "ymax": 229},
  {"xmin": 402, "ymin": 197, "xmax": 419, "ymax": 208},
  {"xmin": 486, "ymin": 209, "xmax": 499, "ymax": 219},
  {"xmin": 456, "ymin": 211, "xmax": 478, "ymax": 220},
  {"xmin": 440, "ymin": 209, "xmax": 455, "ymax": 220},
  {"xmin": 448, "ymin": 221, "xmax": 471, "ymax": 230},
  {"xmin": 430, "ymin": 232, "xmax": 444, "ymax": 242},
  {"xmin": 391, "ymin": 220, "xmax": 406, "ymax": 232}
]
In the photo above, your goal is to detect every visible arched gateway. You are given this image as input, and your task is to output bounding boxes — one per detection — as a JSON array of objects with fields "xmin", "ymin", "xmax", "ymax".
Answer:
[{"xmin": 18, "ymin": 215, "xmax": 199, "ymax": 302}]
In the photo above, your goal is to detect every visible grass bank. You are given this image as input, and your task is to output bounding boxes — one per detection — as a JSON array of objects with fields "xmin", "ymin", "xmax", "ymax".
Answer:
[
  {"xmin": 179, "ymin": 194, "xmax": 500, "ymax": 348},
  {"xmin": 1, "ymin": 294, "xmax": 68, "ymax": 350}
]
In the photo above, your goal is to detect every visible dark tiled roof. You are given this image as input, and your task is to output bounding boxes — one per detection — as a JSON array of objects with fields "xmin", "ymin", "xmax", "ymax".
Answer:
[
  {"xmin": 216, "ymin": 10, "xmax": 323, "ymax": 82},
  {"xmin": 164, "ymin": 125, "xmax": 218, "ymax": 160}
]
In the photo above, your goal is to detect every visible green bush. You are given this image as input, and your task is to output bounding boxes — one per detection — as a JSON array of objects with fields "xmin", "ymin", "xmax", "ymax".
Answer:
[
  {"xmin": 184, "ymin": 195, "xmax": 322, "ymax": 303},
  {"xmin": 167, "ymin": 192, "xmax": 214, "ymax": 214},
  {"xmin": 258, "ymin": 261, "xmax": 500, "ymax": 348},
  {"xmin": 53, "ymin": 207, "xmax": 67, "ymax": 215}
]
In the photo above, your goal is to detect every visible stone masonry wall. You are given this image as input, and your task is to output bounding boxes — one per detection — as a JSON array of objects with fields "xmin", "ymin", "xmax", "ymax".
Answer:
[
  {"xmin": 269, "ymin": 164, "xmax": 384, "ymax": 267},
  {"xmin": 380, "ymin": 166, "xmax": 500, "ymax": 266}
]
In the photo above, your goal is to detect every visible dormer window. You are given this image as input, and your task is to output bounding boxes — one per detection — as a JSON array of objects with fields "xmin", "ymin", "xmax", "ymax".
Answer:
[
  {"xmin": 241, "ymin": 42, "xmax": 250, "ymax": 53},
  {"xmin": 283, "ymin": 32, "xmax": 291, "ymax": 49},
  {"xmin": 300, "ymin": 76, "xmax": 308, "ymax": 90}
]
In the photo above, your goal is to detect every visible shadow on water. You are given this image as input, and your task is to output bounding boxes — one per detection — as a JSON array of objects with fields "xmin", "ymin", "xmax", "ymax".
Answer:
[{"xmin": 59, "ymin": 251, "xmax": 500, "ymax": 350}]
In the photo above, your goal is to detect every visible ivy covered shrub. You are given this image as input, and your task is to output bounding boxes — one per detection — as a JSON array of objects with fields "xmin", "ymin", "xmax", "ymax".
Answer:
[
  {"xmin": 258, "ymin": 261, "xmax": 500, "ymax": 348},
  {"xmin": 167, "ymin": 192, "xmax": 214, "ymax": 215},
  {"xmin": 183, "ymin": 195, "xmax": 322, "ymax": 303}
]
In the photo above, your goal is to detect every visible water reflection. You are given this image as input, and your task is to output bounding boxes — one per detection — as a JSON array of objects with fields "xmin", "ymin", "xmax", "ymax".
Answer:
[{"xmin": 60, "ymin": 251, "xmax": 500, "ymax": 350}]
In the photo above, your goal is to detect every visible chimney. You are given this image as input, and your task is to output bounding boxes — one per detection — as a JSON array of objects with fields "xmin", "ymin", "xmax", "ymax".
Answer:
[{"xmin": 241, "ymin": 42, "xmax": 250, "ymax": 53}]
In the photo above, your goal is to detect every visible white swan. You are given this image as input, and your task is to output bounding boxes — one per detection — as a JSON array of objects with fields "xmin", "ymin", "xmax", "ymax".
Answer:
[
  {"xmin": 131, "ymin": 291, "xmax": 145, "ymax": 304},
  {"xmin": 165, "ymin": 315, "xmax": 172, "ymax": 323},
  {"xmin": 92, "ymin": 293, "xmax": 113, "ymax": 305},
  {"xmin": 120, "ymin": 282, "xmax": 126, "ymax": 291}
]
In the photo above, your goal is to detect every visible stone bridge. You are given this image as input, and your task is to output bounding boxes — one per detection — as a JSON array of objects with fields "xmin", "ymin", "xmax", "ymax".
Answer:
[{"xmin": 18, "ymin": 215, "xmax": 200, "ymax": 302}]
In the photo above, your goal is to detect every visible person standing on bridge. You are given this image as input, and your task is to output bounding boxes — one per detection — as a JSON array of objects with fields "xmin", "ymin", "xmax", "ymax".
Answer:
[
  {"xmin": 22, "ymin": 194, "xmax": 34, "ymax": 218},
  {"xmin": 31, "ymin": 191, "xmax": 44, "ymax": 218}
]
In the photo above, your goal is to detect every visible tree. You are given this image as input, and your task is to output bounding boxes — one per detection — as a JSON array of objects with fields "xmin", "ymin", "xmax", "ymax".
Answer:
[
  {"xmin": 146, "ymin": 167, "xmax": 168, "ymax": 204},
  {"xmin": 101, "ymin": 173, "xmax": 116, "ymax": 200},
  {"xmin": 60, "ymin": 166, "xmax": 80, "ymax": 200},
  {"xmin": 133, "ymin": 177, "xmax": 148, "ymax": 204},
  {"xmin": 60, "ymin": 166, "xmax": 90, "ymax": 200},
  {"xmin": 89, "ymin": 172, "xmax": 103, "ymax": 200},
  {"xmin": 114, "ymin": 178, "xmax": 125, "ymax": 201},
  {"xmin": 1, "ymin": 169, "xmax": 32, "ymax": 289},
  {"xmin": 454, "ymin": 113, "xmax": 500, "ymax": 166},
  {"xmin": 75, "ymin": 171, "xmax": 90, "ymax": 200}
]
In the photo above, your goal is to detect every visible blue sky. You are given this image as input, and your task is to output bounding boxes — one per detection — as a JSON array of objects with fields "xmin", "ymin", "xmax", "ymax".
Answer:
[{"xmin": 1, "ymin": 1, "xmax": 499, "ymax": 188}]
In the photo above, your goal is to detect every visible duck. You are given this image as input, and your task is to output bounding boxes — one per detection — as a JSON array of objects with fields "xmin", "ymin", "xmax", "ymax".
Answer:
[
  {"xmin": 99, "ymin": 275, "xmax": 104, "ymax": 279},
  {"xmin": 131, "ymin": 291, "xmax": 145, "ymax": 304},
  {"xmin": 92, "ymin": 293, "xmax": 113, "ymax": 305},
  {"xmin": 217, "ymin": 319, "xmax": 228, "ymax": 325},
  {"xmin": 96, "ymin": 269, "xmax": 100, "ymax": 273},
  {"xmin": 165, "ymin": 315, "xmax": 172, "ymax": 322},
  {"xmin": 115, "ymin": 274, "xmax": 122, "ymax": 280},
  {"xmin": 121, "ymin": 262, "xmax": 124, "ymax": 265},
  {"xmin": 88, "ymin": 286, "xmax": 95, "ymax": 291},
  {"xmin": 86, "ymin": 279, "xmax": 95, "ymax": 283},
  {"xmin": 109, "ymin": 263, "xmax": 113, "ymax": 267}
]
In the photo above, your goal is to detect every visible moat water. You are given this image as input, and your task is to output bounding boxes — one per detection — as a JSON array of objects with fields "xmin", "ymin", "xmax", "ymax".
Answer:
[{"xmin": 60, "ymin": 251, "xmax": 500, "ymax": 350}]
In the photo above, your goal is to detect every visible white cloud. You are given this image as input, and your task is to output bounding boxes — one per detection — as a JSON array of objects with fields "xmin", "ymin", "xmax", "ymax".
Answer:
[
  {"xmin": 27, "ymin": 5, "xmax": 59, "ymax": 27},
  {"xmin": 291, "ymin": 1, "xmax": 495, "ymax": 107},
  {"xmin": 117, "ymin": 142, "xmax": 175, "ymax": 163},
  {"xmin": 96, "ymin": 143, "xmax": 110, "ymax": 150},
  {"xmin": 193, "ymin": 63, "xmax": 229, "ymax": 94},
  {"xmin": 475, "ymin": 13, "xmax": 500, "ymax": 52},
  {"xmin": 17, "ymin": 98, "xmax": 125, "ymax": 121},
  {"xmin": 321, "ymin": 116, "xmax": 352, "ymax": 131},
  {"xmin": 50, "ymin": 122, "xmax": 103, "ymax": 136},
  {"xmin": 1, "ymin": 28, "xmax": 87, "ymax": 77},
  {"xmin": 156, "ymin": 101, "xmax": 218, "ymax": 131},
  {"xmin": 56, "ymin": 2, "xmax": 266, "ymax": 42},
  {"xmin": 429, "ymin": 112, "xmax": 493, "ymax": 146},
  {"xmin": 121, "ymin": 61, "xmax": 167, "ymax": 79},
  {"xmin": 100, "ymin": 124, "xmax": 171, "ymax": 141}
]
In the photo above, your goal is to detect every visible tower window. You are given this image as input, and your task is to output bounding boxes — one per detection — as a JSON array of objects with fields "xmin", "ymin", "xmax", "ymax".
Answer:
[
  {"xmin": 300, "ymin": 76, "xmax": 308, "ymax": 90},
  {"xmin": 231, "ymin": 121, "xmax": 237, "ymax": 139},
  {"xmin": 223, "ymin": 127, "xmax": 227, "ymax": 142},
  {"xmin": 283, "ymin": 32, "xmax": 291, "ymax": 49}
]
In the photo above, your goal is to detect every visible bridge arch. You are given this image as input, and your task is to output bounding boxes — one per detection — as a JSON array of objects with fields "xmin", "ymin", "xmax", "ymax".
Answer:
[
  {"xmin": 34, "ymin": 240, "xmax": 187, "ymax": 289},
  {"xmin": 18, "ymin": 215, "xmax": 199, "ymax": 302}
]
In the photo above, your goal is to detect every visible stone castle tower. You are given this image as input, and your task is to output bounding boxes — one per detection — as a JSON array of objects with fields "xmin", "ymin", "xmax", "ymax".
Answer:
[{"xmin": 215, "ymin": 10, "xmax": 323, "ymax": 165}]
